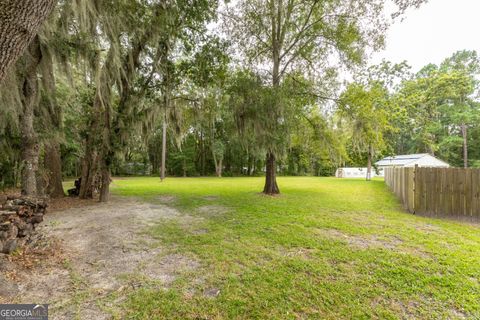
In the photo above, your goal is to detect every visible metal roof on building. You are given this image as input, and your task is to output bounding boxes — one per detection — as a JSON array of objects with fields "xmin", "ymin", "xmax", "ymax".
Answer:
[{"xmin": 375, "ymin": 153, "xmax": 450, "ymax": 167}]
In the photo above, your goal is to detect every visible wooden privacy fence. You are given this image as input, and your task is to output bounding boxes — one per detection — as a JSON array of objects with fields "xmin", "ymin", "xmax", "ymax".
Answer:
[{"xmin": 384, "ymin": 166, "xmax": 480, "ymax": 219}]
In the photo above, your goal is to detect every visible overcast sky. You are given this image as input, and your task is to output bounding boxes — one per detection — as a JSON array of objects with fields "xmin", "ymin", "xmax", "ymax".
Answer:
[{"xmin": 372, "ymin": 0, "xmax": 480, "ymax": 72}]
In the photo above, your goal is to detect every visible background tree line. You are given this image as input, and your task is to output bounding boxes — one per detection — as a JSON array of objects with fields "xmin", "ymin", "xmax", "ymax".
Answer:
[{"xmin": 9, "ymin": 0, "xmax": 475, "ymax": 198}]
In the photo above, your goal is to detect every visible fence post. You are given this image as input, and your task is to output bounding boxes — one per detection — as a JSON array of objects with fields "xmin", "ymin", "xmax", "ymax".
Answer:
[{"xmin": 413, "ymin": 165, "xmax": 418, "ymax": 214}]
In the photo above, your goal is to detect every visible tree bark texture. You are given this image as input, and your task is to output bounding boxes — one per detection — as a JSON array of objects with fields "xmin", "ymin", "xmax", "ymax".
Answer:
[
  {"xmin": 213, "ymin": 154, "xmax": 222, "ymax": 177},
  {"xmin": 80, "ymin": 48, "xmax": 113, "ymax": 199},
  {"xmin": 263, "ymin": 6, "xmax": 282, "ymax": 194},
  {"xmin": 263, "ymin": 152, "xmax": 280, "ymax": 195},
  {"xmin": 0, "ymin": 0, "xmax": 55, "ymax": 83},
  {"xmin": 44, "ymin": 142, "xmax": 65, "ymax": 197},
  {"xmin": 99, "ymin": 159, "xmax": 110, "ymax": 202},
  {"xmin": 79, "ymin": 145, "xmax": 98, "ymax": 199},
  {"xmin": 18, "ymin": 37, "xmax": 42, "ymax": 196}
]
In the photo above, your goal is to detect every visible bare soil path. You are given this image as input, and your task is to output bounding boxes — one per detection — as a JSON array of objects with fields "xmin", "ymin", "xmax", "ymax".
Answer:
[{"xmin": 0, "ymin": 196, "xmax": 199, "ymax": 319}]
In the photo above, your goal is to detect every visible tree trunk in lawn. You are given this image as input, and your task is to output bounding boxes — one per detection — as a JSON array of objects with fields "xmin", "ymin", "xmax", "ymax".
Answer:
[
  {"xmin": 45, "ymin": 142, "xmax": 65, "ymax": 197},
  {"xmin": 36, "ymin": 157, "xmax": 46, "ymax": 197},
  {"xmin": 0, "ymin": 0, "xmax": 55, "ymax": 83},
  {"xmin": 263, "ymin": 22, "xmax": 281, "ymax": 194},
  {"xmin": 366, "ymin": 145, "xmax": 372, "ymax": 181},
  {"xmin": 263, "ymin": 152, "xmax": 280, "ymax": 195},
  {"xmin": 213, "ymin": 155, "xmax": 222, "ymax": 177},
  {"xmin": 160, "ymin": 115, "xmax": 167, "ymax": 181},
  {"xmin": 79, "ymin": 87, "xmax": 105, "ymax": 199},
  {"xmin": 218, "ymin": 158, "xmax": 222, "ymax": 177},
  {"xmin": 461, "ymin": 123, "xmax": 468, "ymax": 168},
  {"xmin": 19, "ymin": 37, "xmax": 42, "ymax": 196},
  {"xmin": 79, "ymin": 143, "xmax": 97, "ymax": 199}
]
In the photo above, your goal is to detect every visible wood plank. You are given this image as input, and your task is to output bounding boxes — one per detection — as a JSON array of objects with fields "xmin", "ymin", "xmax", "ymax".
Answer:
[
  {"xmin": 419, "ymin": 168, "xmax": 426, "ymax": 214},
  {"xmin": 433, "ymin": 168, "xmax": 439, "ymax": 217},
  {"xmin": 426, "ymin": 168, "xmax": 432, "ymax": 215},
  {"xmin": 448, "ymin": 168, "xmax": 454, "ymax": 216},
  {"xmin": 473, "ymin": 170, "xmax": 480, "ymax": 219},
  {"xmin": 454, "ymin": 168, "xmax": 461, "ymax": 217},
  {"xmin": 465, "ymin": 169, "xmax": 472, "ymax": 219},
  {"xmin": 440, "ymin": 168, "xmax": 447, "ymax": 216},
  {"xmin": 383, "ymin": 167, "xmax": 480, "ymax": 220},
  {"xmin": 408, "ymin": 168, "xmax": 415, "ymax": 213},
  {"xmin": 414, "ymin": 166, "xmax": 419, "ymax": 214}
]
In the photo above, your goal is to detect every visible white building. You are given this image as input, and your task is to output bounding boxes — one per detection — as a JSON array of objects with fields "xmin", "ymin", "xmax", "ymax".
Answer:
[
  {"xmin": 375, "ymin": 153, "xmax": 450, "ymax": 168},
  {"xmin": 335, "ymin": 167, "xmax": 384, "ymax": 178}
]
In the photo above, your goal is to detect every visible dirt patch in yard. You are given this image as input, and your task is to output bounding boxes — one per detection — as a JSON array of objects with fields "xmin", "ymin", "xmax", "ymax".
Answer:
[
  {"xmin": 318, "ymin": 228, "xmax": 403, "ymax": 250},
  {"xmin": 196, "ymin": 205, "xmax": 229, "ymax": 217},
  {"xmin": 203, "ymin": 195, "xmax": 219, "ymax": 201},
  {"xmin": 414, "ymin": 223, "xmax": 444, "ymax": 234},
  {"xmin": 316, "ymin": 228, "xmax": 435, "ymax": 259},
  {"xmin": 49, "ymin": 196, "xmax": 99, "ymax": 212},
  {"xmin": 0, "ymin": 197, "xmax": 200, "ymax": 319},
  {"xmin": 156, "ymin": 195, "xmax": 177, "ymax": 204},
  {"xmin": 279, "ymin": 247, "xmax": 315, "ymax": 260}
]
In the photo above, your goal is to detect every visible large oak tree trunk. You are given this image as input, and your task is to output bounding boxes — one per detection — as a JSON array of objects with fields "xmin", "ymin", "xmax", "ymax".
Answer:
[
  {"xmin": 18, "ymin": 37, "xmax": 42, "ymax": 196},
  {"xmin": 0, "ymin": 0, "xmax": 55, "ymax": 83},
  {"xmin": 79, "ymin": 145, "xmax": 98, "ymax": 199},
  {"xmin": 45, "ymin": 142, "xmax": 65, "ymax": 197},
  {"xmin": 79, "ymin": 82, "xmax": 105, "ymax": 199},
  {"xmin": 20, "ymin": 132, "xmax": 39, "ymax": 196},
  {"xmin": 263, "ymin": 152, "xmax": 280, "ymax": 195}
]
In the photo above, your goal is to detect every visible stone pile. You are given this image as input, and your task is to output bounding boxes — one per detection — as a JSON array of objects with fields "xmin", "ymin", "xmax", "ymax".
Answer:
[{"xmin": 0, "ymin": 196, "xmax": 47, "ymax": 254}]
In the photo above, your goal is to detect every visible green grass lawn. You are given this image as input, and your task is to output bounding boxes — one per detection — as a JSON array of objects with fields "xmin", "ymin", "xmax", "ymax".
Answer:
[{"xmin": 111, "ymin": 177, "xmax": 480, "ymax": 319}]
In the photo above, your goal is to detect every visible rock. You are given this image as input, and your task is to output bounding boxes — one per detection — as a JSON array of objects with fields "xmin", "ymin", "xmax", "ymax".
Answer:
[
  {"xmin": 2, "ymin": 238, "xmax": 18, "ymax": 254},
  {"xmin": 18, "ymin": 224, "xmax": 33, "ymax": 237},
  {"xmin": 204, "ymin": 288, "xmax": 221, "ymax": 298},
  {"xmin": 0, "ymin": 196, "xmax": 48, "ymax": 254},
  {"xmin": 0, "ymin": 194, "xmax": 7, "ymax": 204},
  {"xmin": 29, "ymin": 214, "xmax": 44, "ymax": 224},
  {"xmin": 0, "ymin": 211, "xmax": 17, "ymax": 222},
  {"xmin": 15, "ymin": 218, "xmax": 27, "ymax": 231},
  {"xmin": 6, "ymin": 225, "xmax": 18, "ymax": 239},
  {"xmin": 0, "ymin": 221, "xmax": 11, "ymax": 230}
]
